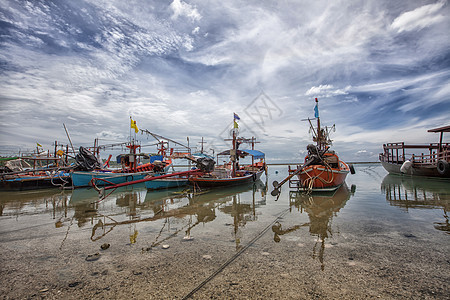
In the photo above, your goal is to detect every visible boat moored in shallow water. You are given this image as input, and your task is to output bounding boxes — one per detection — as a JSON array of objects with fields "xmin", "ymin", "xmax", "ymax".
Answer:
[
  {"xmin": 272, "ymin": 98, "xmax": 354, "ymax": 196},
  {"xmin": 189, "ymin": 114, "xmax": 266, "ymax": 188},
  {"xmin": 379, "ymin": 125, "xmax": 450, "ymax": 178}
]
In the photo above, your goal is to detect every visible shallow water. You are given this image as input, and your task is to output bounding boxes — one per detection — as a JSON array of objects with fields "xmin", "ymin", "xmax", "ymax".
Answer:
[{"xmin": 0, "ymin": 164, "xmax": 449, "ymax": 299}]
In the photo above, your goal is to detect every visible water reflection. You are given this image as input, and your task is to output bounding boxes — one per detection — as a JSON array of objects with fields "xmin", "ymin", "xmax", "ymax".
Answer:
[
  {"xmin": 65, "ymin": 180, "xmax": 268, "ymax": 247},
  {"xmin": 381, "ymin": 174, "xmax": 450, "ymax": 234},
  {"xmin": 272, "ymin": 184, "xmax": 355, "ymax": 270},
  {"xmin": 0, "ymin": 189, "xmax": 71, "ymax": 220}
]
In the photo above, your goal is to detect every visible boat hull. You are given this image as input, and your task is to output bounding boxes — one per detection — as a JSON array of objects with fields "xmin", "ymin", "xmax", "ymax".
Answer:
[
  {"xmin": 380, "ymin": 161, "xmax": 448, "ymax": 178},
  {"xmin": 71, "ymin": 171, "xmax": 151, "ymax": 188},
  {"xmin": 145, "ymin": 178, "xmax": 189, "ymax": 190},
  {"xmin": 189, "ymin": 170, "xmax": 263, "ymax": 188},
  {"xmin": 297, "ymin": 164, "xmax": 349, "ymax": 192},
  {"xmin": 0, "ymin": 173, "xmax": 71, "ymax": 191}
]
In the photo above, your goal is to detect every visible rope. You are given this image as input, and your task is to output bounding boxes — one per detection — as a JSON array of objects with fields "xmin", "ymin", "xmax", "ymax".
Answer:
[
  {"xmin": 301, "ymin": 160, "xmax": 335, "ymax": 195},
  {"xmin": 182, "ymin": 207, "xmax": 290, "ymax": 299}
]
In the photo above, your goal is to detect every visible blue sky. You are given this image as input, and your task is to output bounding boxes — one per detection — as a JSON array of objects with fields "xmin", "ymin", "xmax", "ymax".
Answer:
[{"xmin": 1, "ymin": 0, "xmax": 449, "ymax": 162}]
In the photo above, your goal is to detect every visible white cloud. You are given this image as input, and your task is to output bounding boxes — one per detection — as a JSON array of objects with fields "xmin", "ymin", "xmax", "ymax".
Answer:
[
  {"xmin": 305, "ymin": 85, "xmax": 351, "ymax": 97},
  {"xmin": 170, "ymin": 0, "xmax": 202, "ymax": 22},
  {"xmin": 391, "ymin": 1, "xmax": 446, "ymax": 33}
]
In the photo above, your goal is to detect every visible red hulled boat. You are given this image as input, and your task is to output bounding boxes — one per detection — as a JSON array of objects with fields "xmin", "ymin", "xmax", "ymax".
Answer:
[{"xmin": 272, "ymin": 98, "xmax": 354, "ymax": 196}]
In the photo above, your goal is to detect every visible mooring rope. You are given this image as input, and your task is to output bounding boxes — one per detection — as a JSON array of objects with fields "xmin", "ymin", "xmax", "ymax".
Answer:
[{"xmin": 182, "ymin": 207, "xmax": 290, "ymax": 299}]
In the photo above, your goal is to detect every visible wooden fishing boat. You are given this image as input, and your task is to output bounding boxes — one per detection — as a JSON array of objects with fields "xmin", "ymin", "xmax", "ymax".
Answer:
[
  {"xmin": 296, "ymin": 99, "xmax": 352, "ymax": 192},
  {"xmin": 71, "ymin": 141, "xmax": 171, "ymax": 188},
  {"xmin": 272, "ymin": 98, "xmax": 353, "ymax": 196},
  {"xmin": 293, "ymin": 149, "xmax": 352, "ymax": 192},
  {"xmin": 1, "ymin": 170, "xmax": 71, "ymax": 191},
  {"xmin": 189, "ymin": 114, "xmax": 266, "ymax": 188},
  {"xmin": 1, "ymin": 152, "xmax": 71, "ymax": 191},
  {"xmin": 189, "ymin": 169, "xmax": 264, "ymax": 188},
  {"xmin": 379, "ymin": 125, "xmax": 450, "ymax": 178}
]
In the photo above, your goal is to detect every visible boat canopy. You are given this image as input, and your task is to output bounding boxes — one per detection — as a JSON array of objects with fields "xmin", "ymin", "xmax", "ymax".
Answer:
[
  {"xmin": 192, "ymin": 153, "xmax": 214, "ymax": 159},
  {"xmin": 217, "ymin": 149, "xmax": 265, "ymax": 159},
  {"xmin": 428, "ymin": 125, "xmax": 450, "ymax": 133},
  {"xmin": 240, "ymin": 149, "xmax": 265, "ymax": 159}
]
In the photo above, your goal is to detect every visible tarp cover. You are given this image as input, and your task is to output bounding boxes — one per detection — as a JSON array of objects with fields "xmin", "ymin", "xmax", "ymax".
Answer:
[
  {"xmin": 150, "ymin": 155, "xmax": 164, "ymax": 163},
  {"xmin": 192, "ymin": 153, "xmax": 214, "ymax": 159},
  {"xmin": 240, "ymin": 149, "xmax": 265, "ymax": 159}
]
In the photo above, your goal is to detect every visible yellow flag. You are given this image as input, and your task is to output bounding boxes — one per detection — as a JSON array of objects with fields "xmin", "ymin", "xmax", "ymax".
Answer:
[
  {"xmin": 130, "ymin": 118, "xmax": 139, "ymax": 133},
  {"xmin": 233, "ymin": 121, "xmax": 239, "ymax": 129},
  {"xmin": 36, "ymin": 142, "xmax": 42, "ymax": 147}
]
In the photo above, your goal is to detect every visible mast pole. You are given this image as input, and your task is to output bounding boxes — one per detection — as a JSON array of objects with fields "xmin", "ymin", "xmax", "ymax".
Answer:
[
  {"xmin": 315, "ymin": 98, "xmax": 322, "ymax": 149},
  {"xmin": 251, "ymin": 136, "xmax": 255, "ymax": 167},
  {"xmin": 232, "ymin": 125, "xmax": 236, "ymax": 177}
]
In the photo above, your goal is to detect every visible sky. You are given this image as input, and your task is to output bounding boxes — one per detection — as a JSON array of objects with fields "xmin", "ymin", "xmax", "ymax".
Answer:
[{"xmin": 1, "ymin": 0, "xmax": 449, "ymax": 163}]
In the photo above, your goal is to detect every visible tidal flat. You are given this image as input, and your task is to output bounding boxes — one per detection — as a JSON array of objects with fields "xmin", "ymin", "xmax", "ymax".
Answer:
[{"xmin": 0, "ymin": 164, "xmax": 448, "ymax": 299}]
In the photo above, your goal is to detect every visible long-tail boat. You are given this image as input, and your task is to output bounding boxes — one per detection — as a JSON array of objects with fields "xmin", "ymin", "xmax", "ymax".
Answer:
[
  {"xmin": 188, "ymin": 114, "xmax": 266, "ymax": 188},
  {"xmin": 272, "ymin": 98, "xmax": 354, "ymax": 196},
  {"xmin": 379, "ymin": 125, "xmax": 450, "ymax": 178}
]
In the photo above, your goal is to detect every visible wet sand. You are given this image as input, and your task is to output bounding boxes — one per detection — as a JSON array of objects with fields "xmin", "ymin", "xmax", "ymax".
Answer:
[{"xmin": 1, "ymin": 215, "xmax": 448, "ymax": 299}]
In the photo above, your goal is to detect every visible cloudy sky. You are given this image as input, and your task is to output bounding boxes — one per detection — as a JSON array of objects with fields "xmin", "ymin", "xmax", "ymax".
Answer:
[{"xmin": 1, "ymin": 0, "xmax": 449, "ymax": 162}]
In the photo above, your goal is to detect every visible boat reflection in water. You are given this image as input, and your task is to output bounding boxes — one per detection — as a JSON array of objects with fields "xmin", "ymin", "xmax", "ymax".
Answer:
[
  {"xmin": 381, "ymin": 174, "xmax": 450, "ymax": 234},
  {"xmin": 141, "ymin": 179, "xmax": 267, "ymax": 249},
  {"xmin": 0, "ymin": 188, "xmax": 71, "ymax": 220},
  {"xmin": 68, "ymin": 185, "xmax": 148, "ymax": 241},
  {"xmin": 69, "ymin": 179, "xmax": 267, "ymax": 247},
  {"xmin": 272, "ymin": 184, "xmax": 355, "ymax": 270}
]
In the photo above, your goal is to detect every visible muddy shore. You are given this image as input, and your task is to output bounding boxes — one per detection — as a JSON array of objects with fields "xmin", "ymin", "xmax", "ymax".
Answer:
[{"xmin": 1, "ymin": 215, "xmax": 448, "ymax": 299}]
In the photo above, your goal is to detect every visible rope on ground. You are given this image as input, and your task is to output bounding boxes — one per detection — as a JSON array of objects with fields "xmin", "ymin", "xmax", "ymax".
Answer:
[{"xmin": 182, "ymin": 207, "xmax": 291, "ymax": 300}]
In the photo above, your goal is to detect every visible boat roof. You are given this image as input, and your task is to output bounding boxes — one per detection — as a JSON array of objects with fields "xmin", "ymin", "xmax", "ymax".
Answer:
[
  {"xmin": 217, "ymin": 149, "xmax": 265, "ymax": 159},
  {"xmin": 428, "ymin": 125, "xmax": 450, "ymax": 133},
  {"xmin": 240, "ymin": 149, "xmax": 265, "ymax": 159}
]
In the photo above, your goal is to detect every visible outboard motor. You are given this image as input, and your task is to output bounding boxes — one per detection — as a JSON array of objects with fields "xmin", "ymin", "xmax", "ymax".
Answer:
[{"xmin": 75, "ymin": 146, "xmax": 102, "ymax": 171}]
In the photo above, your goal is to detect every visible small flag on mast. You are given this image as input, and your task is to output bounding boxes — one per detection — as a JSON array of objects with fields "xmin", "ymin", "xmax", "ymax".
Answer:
[
  {"xmin": 233, "ymin": 113, "xmax": 240, "ymax": 120},
  {"xmin": 36, "ymin": 142, "xmax": 42, "ymax": 147},
  {"xmin": 234, "ymin": 121, "xmax": 239, "ymax": 129},
  {"xmin": 314, "ymin": 98, "xmax": 319, "ymax": 118},
  {"xmin": 130, "ymin": 118, "xmax": 139, "ymax": 133}
]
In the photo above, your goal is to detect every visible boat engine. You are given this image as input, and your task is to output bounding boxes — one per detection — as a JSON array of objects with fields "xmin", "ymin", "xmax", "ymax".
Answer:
[
  {"xmin": 196, "ymin": 157, "xmax": 216, "ymax": 173},
  {"xmin": 75, "ymin": 146, "xmax": 102, "ymax": 171},
  {"xmin": 305, "ymin": 144, "xmax": 323, "ymax": 166}
]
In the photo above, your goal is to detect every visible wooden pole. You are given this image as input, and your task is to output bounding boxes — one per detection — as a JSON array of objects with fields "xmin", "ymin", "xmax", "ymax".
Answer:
[{"xmin": 63, "ymin": 123, "xmax": 76, "ymax": 156}]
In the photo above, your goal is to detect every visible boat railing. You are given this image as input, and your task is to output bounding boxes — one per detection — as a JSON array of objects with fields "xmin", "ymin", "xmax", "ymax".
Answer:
[{"xmin": 380, "ymin": 142, "xmax": 449, "ymax": 165}]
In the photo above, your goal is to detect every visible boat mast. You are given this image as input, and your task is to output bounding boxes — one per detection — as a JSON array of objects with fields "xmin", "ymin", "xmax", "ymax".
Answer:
[
  {"xmin": 232, "ymin": 125, "xmax": 236, "ymax": 178},
  {"xmin": 315, "ymin": 98, "xmax": 322, "ymax": 150}
]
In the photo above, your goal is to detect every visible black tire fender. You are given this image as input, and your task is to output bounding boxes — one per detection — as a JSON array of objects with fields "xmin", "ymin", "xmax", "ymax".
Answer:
[
  {"xmin": 349, "ymin": 164, "xmax": 356, "ymax": 174},
  {"xmin": 437, "ymin": 160, "xmax": 450, "ymax": 176}
]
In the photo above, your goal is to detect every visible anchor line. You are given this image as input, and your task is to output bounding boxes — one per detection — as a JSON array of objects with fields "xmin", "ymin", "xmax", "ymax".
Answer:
[{"xmin": 182, "ymin": 207, "xmax": 290, "ymax": 300}]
